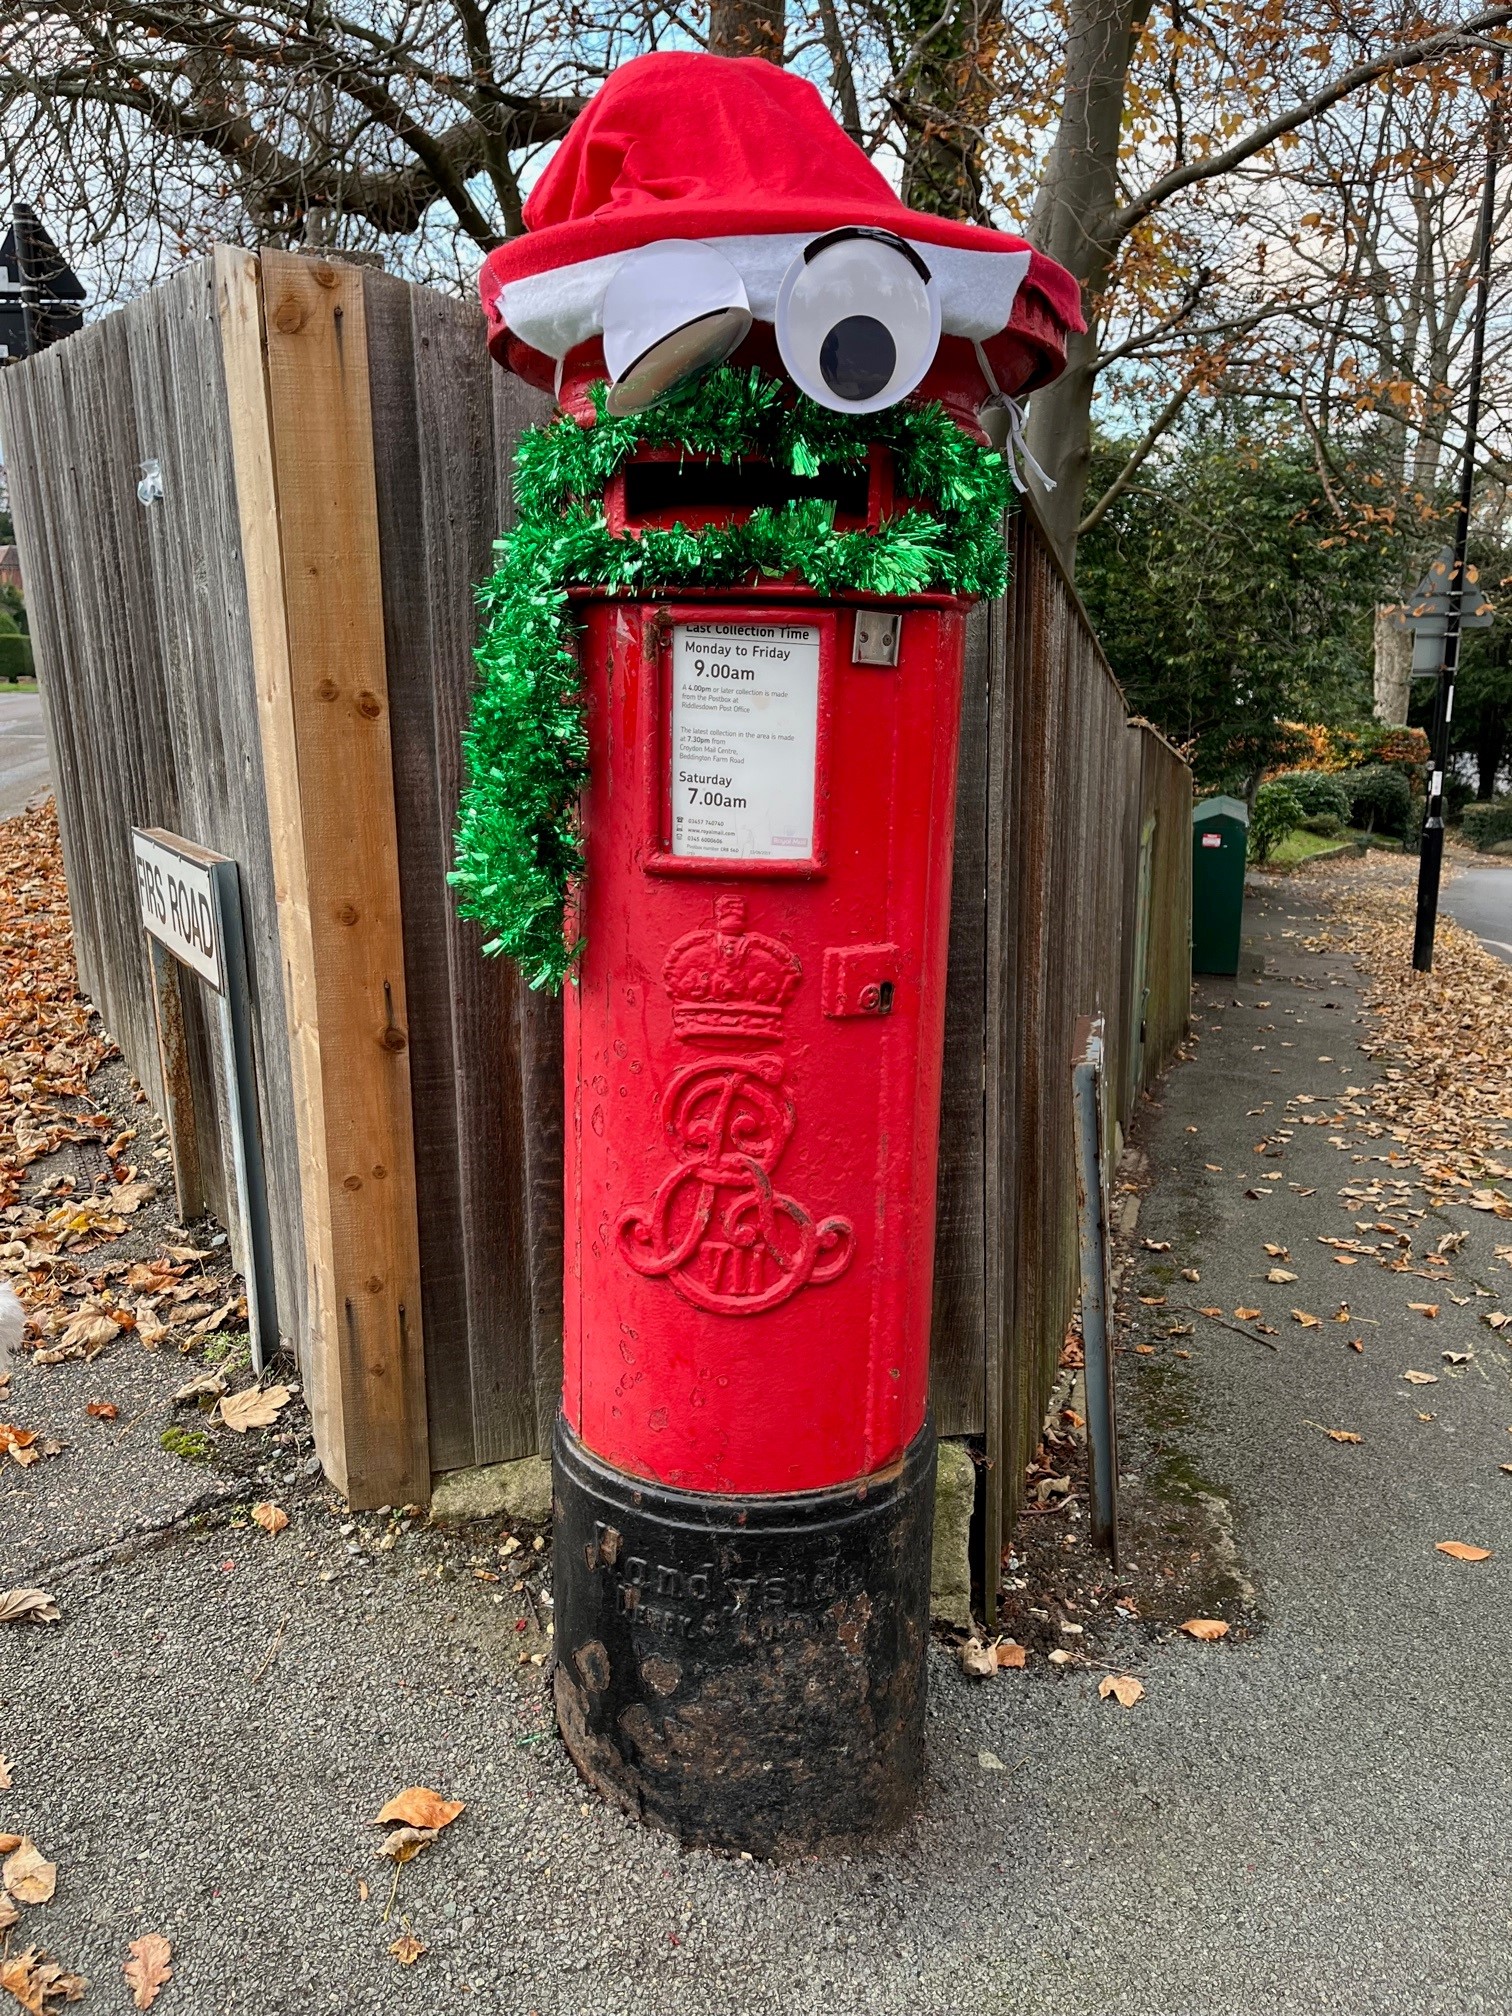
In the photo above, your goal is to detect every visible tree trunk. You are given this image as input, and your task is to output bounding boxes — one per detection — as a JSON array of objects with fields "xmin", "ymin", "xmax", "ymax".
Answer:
[
  {"xmin": 1373, "ymin": 602, "xmax": 1413, "ymax": 726},
  {"xmin": 707, "ymin": 0, "xmax": 784, "ymax": 59},
  {"xmin": 1022, "ymin": 0, "xmax": 1152, "ymax": 572},
  {"xmin": 896, "ymin": 0, "xmax": 1006, "ymax": 223}
]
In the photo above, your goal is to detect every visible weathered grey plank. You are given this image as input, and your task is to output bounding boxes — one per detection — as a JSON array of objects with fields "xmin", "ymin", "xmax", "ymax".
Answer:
[{"xmin": 930, "ymin": 594, "xmax": 991, "ymax": 1436}]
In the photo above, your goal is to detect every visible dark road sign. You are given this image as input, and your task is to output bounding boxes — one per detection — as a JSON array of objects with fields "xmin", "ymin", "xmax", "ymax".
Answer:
[{"xmin": 0, "ymin": 205, "xmax": 85, "ymax": 362}]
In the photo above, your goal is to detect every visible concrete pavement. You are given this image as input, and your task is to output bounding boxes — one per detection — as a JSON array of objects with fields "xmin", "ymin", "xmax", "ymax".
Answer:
[
  {"xmin": 0, "ymin": 689, "xmax": 51, "ymax": 818},
  {"xmin": 1442, "ymin": 862, "xmax": 1512, "ymax": 965},
  {"xmin": 0, "ymin": 862, "xmax": 1508, "ymax": 2014}
]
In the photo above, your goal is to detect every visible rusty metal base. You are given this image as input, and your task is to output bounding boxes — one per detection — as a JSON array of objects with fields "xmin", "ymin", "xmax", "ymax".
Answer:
[{"xmin": 551, "ymin": 1416, "xmax": 936, "ymax": 1858}]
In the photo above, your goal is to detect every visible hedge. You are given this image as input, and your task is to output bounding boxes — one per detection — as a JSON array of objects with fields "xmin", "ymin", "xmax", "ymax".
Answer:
[
  {"xmin": 1462, "ymin": 799, "xmax": 1512, "ymax": 851},
  {"xmin": 0, "ymin": 632, "xmax": 33, "ymax": 683}
]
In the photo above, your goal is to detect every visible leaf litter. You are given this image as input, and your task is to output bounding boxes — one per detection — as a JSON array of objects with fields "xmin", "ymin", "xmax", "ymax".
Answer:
[{"xmin": 122, "ymin": 1937, "xmax": 172, "ymax": 2011}]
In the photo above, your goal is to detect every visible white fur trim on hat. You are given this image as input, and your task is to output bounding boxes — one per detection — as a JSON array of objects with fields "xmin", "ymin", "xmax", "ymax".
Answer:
[{"xmin": 498, "ymin": 234, "xmax": 1031, "ymax": 361}]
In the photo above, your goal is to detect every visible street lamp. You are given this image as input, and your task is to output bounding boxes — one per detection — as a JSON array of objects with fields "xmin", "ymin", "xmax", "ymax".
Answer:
[{"xmin": 1412, "ymin": 44, "xmax": 1505, "ymax": 972}]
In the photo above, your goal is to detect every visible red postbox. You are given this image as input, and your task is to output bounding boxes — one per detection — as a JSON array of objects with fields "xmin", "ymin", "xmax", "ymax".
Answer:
[{"xmin": 469, "ymin": 51, "xmax": 1080, "ymax": 1854}]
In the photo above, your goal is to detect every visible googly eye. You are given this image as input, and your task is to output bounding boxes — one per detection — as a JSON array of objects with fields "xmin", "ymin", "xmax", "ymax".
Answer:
[
  {"xmin": 601, "ymin": 241, "xmax": 752, "ymax": 416},
  {"xmin": 775, "ymin": 229, "xmax": 940, "ymax": 413}
]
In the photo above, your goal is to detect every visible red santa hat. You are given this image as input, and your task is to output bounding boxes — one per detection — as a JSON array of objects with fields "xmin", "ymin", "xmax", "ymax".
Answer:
[{"xmin": 480, "ymin": 52, "xmax": 1083, "ymax": 413}]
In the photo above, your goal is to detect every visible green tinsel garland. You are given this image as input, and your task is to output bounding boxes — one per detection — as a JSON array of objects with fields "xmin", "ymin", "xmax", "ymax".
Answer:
[{"xmin": 451, "ymin": 365, "xmax": 1015, "ymax": 989}]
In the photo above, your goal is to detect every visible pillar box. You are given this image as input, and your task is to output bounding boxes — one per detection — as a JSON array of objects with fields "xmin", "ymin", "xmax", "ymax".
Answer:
[{"xmin": 469, "ymin": 51, "xmax": 1081, "ymax": 1856}]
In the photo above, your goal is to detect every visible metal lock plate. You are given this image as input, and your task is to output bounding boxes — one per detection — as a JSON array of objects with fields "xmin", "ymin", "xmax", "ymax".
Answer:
[
  {"xmin": 852, "ymin": 611, "xmax": 901, "ymax": 666},
  {"xmin": 822, "ymin": 943, "xmax": 899, "ymax": 1018}
]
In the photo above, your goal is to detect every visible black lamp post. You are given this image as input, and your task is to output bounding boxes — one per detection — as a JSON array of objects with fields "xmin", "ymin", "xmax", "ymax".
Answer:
[{"xmin": 1412, "ymin": 44, "xmax": 1505, "ymax": 972}]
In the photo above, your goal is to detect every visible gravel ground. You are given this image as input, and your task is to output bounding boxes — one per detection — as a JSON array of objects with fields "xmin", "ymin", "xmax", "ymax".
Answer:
[{"xmin": 0, "ymin": 868, "xmax": 1509, "ymax": 2016}]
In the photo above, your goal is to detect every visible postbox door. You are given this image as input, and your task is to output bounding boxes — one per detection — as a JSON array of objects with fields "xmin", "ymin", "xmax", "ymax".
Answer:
[{"xmin": 564, "ymin": 591, "xmax": 966, "ymax": 1497}]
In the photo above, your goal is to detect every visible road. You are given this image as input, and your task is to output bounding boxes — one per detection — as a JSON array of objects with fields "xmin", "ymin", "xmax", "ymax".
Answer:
[
  {"xmin": 0, "ymin": 689, "xmax": 51, "ymax": 818},
  {"xmin": 1442, "ymin": 863, "xmax": 1512, "ymax": 965}
]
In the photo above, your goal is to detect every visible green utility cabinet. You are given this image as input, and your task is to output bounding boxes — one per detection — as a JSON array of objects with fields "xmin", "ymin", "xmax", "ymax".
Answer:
[{"xmin": 1191, "ymin": 796, "xmax": 1249, "ymax": 975}]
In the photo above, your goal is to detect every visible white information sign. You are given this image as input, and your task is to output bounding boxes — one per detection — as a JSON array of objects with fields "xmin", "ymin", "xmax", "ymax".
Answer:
[
  {"xmin": 669, "ymin": 621, "xmax": 821, "ymax": 860},
  {"xmin": 132, "ymin": 829, "xmax": 224, "ymax": 991}
]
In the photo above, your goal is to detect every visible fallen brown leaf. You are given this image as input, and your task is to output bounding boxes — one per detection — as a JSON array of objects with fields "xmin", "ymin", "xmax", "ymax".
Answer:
[
  {"xmin": 1234, "ymin": 1307, "xmax": 1261, "ymax": 1322},
  {"xmin": 0, "ymin": 1898, "xmax": 17, "ymax": 1933},
  {"xmin": 219, "ymin": 1384, "xmax": 291, "ymax": 1433},
  {"xmin": 84, "ymin": 1401, "xmax": 117, "ymax": 1420},
  {"xmin": 58, "ymin": 1310, "xmax": 118, "ymax": 1356},
  {"xmin": 0, "ymin": 1758, "xmax": 12, "ymax": 1791},
  {"xmin": 122, "ymin": 1936, "xmax": 172, "ymax": 2011},
  {"xmin": 1325, "ymin": 1429, "xmax": 1362, "ymax": 1444},
  {"xmin": 959, "ymin": 1640, "xmax": 996, "ymax": 1679},
  {"xmin": 373, "ymin": 1787, "xmax": 465, "ymax": 1834},
  {"xmin": 1098, "ymin": 1674, "xmax": 1144, "ymax": 1708},
  {"xmin": 388, "ymin": 1933, "xmax": 427, "ymax": 1967},
  {"xmin": 0, "ymin": 1591, "xmax": 59, "ymax": 1626},
  {"xmin": 1179, "ymin": 1618, "xmax": 1229, "ymax": 1642},
  {"xmin": 1292, "ymin": 1310, "xmax": 1322, "ymax": 1328},
  {"xmin": 172, "ymin": 1371, "xmax": 228, "ymax": 1405},
  {"xmin": 994, "ymin": 1640, "xmax": 1027, "ymax": 1670},
  {"xmin": 0, "ymin": 1946, "xmax": 86, "ymax": 2012},
  {"xmin": 3, "ymin": 1841, "xmax": 56, "ymax": 1906},
  {"xmin": 373, "ymin": 1827, "xmax": 437, "ymax": 1865},
  {"xmin": 1198, "ymin": 1306, "xmax": 1224, "ymax": 1319},
  {"xmin": 1267, "ymin": 1267, "xmax": 1298, "ymax": 1283},
  {"xmin": 1402, "ymin": 1370, "xmax": 1438, "ymax": 1385},
  {"xmin": 250, "ymin": 1503, "xmax": 289, "ymax": 1536},
  {"xmin": 1408, "ymin": 1303, "xmax": 1440, "ymax": 1319},
  {"xmin": 1435, "ymin": 1541, "xmax": 1492, "ymax": 1562}
]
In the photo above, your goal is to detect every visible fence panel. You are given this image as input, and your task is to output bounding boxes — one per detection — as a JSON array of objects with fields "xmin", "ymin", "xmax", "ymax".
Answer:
[{"xmin": 0, "ymin": 253, "xmax": 1190, "ymax": 1530}]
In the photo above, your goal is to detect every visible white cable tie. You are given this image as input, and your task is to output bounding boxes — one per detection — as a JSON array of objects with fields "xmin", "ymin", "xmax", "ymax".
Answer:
[{"xmin": 972, "ymin": 344, "xmax": 1056, "ymax": 494}]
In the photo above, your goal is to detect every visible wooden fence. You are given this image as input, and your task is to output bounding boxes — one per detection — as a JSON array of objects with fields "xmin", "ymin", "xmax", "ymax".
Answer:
[{"xmin": 0, "ymin": 249, "xmax": 1190, "ymax": 1587}]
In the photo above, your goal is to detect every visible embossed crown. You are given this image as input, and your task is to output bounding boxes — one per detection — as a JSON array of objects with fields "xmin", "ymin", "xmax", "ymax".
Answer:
[{"xmin": 662, "ymin": 897, "xmax": 802, "ymax": 1042}]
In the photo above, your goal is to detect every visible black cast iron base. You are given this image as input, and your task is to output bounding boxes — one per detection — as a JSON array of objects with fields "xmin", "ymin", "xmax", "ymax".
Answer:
[{"xmin": 551, "ymin": 1415, "xmax": 937, "ymax": 1858}]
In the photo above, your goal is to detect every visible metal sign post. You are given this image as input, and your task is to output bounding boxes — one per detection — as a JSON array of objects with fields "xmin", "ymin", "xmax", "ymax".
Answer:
[
  {"xmin": 1072, "ymin": 1013, "xmax": 1119, "ymax": 1564},
  {"xmin": 131, "ymin": 828, "xmax": 278, "ymax": 1371}
]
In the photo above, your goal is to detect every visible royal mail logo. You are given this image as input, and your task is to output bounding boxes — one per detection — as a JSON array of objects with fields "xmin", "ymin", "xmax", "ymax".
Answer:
[{"xmin": 616, "ymin": 897, "xmax": 855, "ymax": 1314}]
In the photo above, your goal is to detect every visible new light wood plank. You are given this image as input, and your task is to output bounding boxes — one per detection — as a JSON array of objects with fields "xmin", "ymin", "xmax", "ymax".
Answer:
[{"xmin": 220, "ymin": 248, "xmax": 428, "ymax": 1505}]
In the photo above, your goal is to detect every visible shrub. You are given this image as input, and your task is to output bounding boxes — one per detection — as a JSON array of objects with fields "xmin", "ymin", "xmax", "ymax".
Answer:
[
  {"xmin": 1347, "ymin": 765, "xmax": 1413, "ymax": 836},
  {"xmin": 1462, "ymin": 799, "xmax": 1512, "ymax": 851},
  {"xmin": 1445, "ymin": 775, "xmax": 1476, "ymax": 823},
  {"xmin": 1299, "ymin": 812, "xmax": 1344, "ymax": 837},
  {"xmin": 0, "ymin": 613, "xmax": 31, "ymax": 685},
  {"xmin": 1272, "ymin": 770, "xmax": 1351, "ymax": 822},
  {"xmin": 1250, "ymin": 780, "xmax": 1305, "ymax": 862}
]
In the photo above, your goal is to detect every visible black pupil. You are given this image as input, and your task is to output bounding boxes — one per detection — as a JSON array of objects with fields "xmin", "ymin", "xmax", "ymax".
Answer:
[{"xmin": 819, "ymin": 316, "xmax": 895, "ymax": 401}]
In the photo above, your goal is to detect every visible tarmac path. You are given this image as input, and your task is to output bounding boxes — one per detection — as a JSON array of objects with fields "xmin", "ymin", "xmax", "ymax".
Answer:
[
  {"xmin": 0, "ymin": 689, "xmax": 50, "ymax": 819},
  {"xmin": 0, "ymin": 861, "xmax": 1507, "ymax": 2015}
]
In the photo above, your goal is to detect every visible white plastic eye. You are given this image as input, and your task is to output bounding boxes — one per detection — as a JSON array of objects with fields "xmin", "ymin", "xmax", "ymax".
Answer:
[
  {"xmin": 775, "ymin": 229, "xmax": 940, "ymax": 413},
  {"xmin": 601, "ymin": 240, "xmax": 752, "ymax": 416}
]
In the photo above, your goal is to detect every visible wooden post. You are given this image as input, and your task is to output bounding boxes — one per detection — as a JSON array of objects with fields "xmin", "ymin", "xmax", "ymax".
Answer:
[
  {"xmin": 215, "ymin": 246, "xmax": 430, "ymax": 1506},
  {"xmin": 145, "ymin": 936, "xmax": 205, "ymax": 1222}
]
